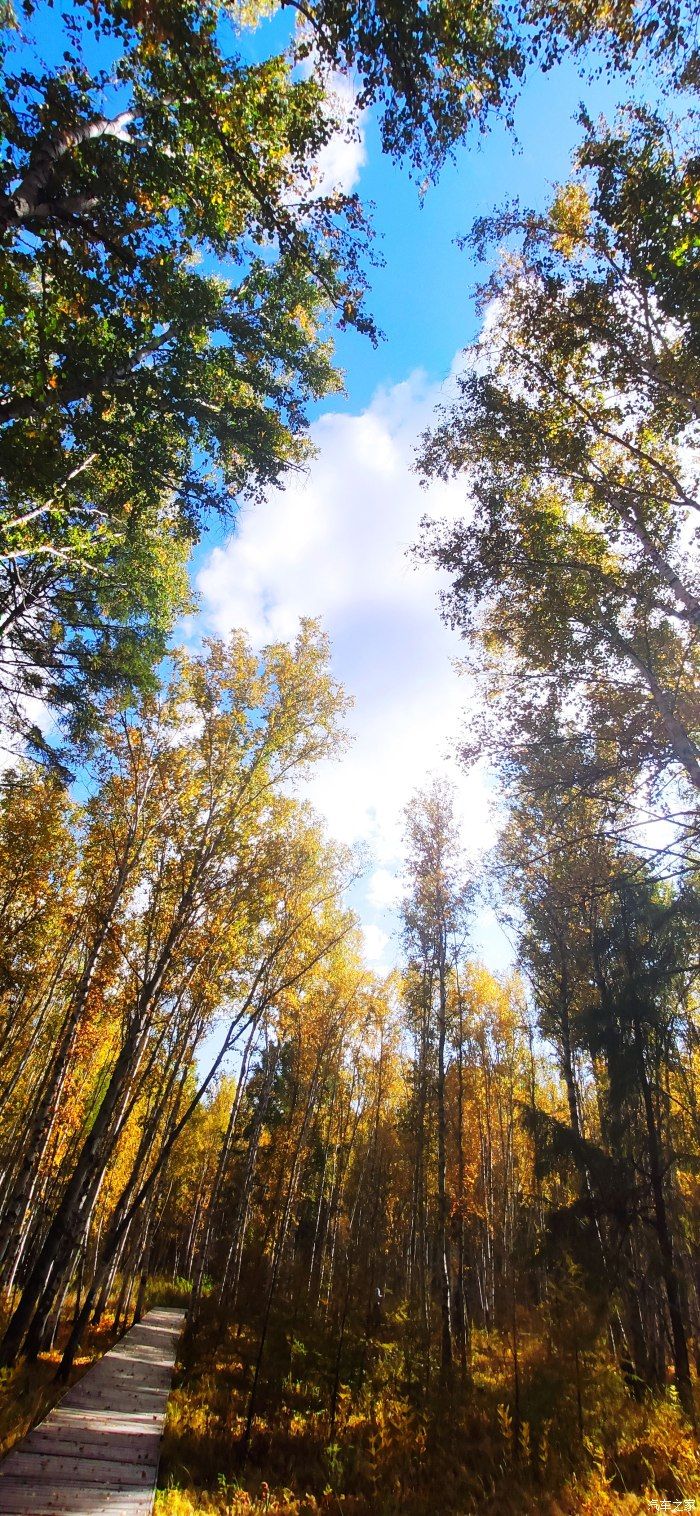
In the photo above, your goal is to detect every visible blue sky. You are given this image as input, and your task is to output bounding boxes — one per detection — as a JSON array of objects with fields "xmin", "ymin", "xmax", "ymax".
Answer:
[
  {"xmin": 324, "ymin": 67, "xmax": 622, "ymax": 408},
  {"xmin": 190, "ymin": 28, "xmax": 662, "ymax": 980}
]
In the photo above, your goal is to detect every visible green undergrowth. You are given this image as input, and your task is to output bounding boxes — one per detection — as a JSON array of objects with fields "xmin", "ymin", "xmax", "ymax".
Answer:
[
  {"xmin": 147, "ymin": 1275, "xmax": 195, "ymax": 1311},
  {"xmin": 155, "ymin": 1303, "xmax": 700, "ymax": 1515}
]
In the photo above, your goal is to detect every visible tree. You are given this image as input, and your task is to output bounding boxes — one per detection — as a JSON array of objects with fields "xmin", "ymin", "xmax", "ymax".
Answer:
[
  {"xmin": 0, "ymin": 0, "xmax": 374, "ymax": 756},
  {"xmin": 418, "ymin": 108, "xmax": 700, "ymax": 812},
  {"xmin": 0, "ymin": 617, "xmax": 352, "ymax": 1365},
  {"xmin": 587, "ymin": 872, "xmax": 700, "ymax": 1419},
  {"xmin": 2, "ymin": 1, "xmax": 697, "ymax": 757},
  {"xmin": 285, "ymin": 0, "xmax": 697, "ymax": 173},
  {"xmin": 498, "ymin": 769, "xmax": 700, "ymax": 1418},
  {"xmin": 402, "ymin": 777, "xmax": 472, "ymax": 1376}
]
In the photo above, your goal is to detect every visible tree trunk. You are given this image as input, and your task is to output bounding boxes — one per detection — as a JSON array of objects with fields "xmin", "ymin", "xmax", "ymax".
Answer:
[
  {"xmin": 436, "ymin": 947, "xmax": 453, "ymax": 1375},
  {"xmin": 633, "ymin": 1009, "xmax": 694, "ymax": 1420}
]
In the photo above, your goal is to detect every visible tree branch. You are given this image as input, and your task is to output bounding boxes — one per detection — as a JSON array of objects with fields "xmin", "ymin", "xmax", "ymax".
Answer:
[
  {"xmin": 0, "ymin": 332, "xmax": 173, "ymax": 424},
  {"xmin": 0, "ymin": 110, "xmax": 135, "ymax": 233}
]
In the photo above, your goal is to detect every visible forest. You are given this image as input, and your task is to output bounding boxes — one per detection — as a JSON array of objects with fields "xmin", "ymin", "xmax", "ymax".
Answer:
[{"xmin": 0, "ymin": 0, "xmax": 698, "ymax": 1511}]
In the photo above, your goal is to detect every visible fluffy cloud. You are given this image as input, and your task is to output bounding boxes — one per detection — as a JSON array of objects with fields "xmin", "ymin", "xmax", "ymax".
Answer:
[
  {"xmin": 361, "ymin": 922, "xmax": 391, "ymax": 969},
  {"xmin": 367, "ymin": 867, "xmax": 406, "ymax": 911},
  {"xmin": 196, "ymin": 361, "xmax": 507, "ymax": 970},
  {"xmin": 313, "ymin": 73, "xmax": 366, "ymax": 196}
]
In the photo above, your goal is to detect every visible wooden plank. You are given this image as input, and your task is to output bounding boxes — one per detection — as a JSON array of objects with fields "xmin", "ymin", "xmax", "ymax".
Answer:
[
  {"xmin": 25, "ymin": 1414, "xmax": 164, "ymax": 1434},
  {"xmin": 44, "ymin": 1417, "xmax": 163, "ymax": 1435},
  {"xmin": 2, "ymin": 1453, "xmax": 155, "ymax": 1486},
  {"xmin": 0, "ymin": 1307, "xmax": 185, "ymax": 1516},
  {"xmin": 9, "ymin": 1432, "xmax": 161, "ymax": 1463},
  {"xmin": 75, "ymin": 1372, "xmax": 171, "ymax": 1383},
  {"xmin": 65, "ymin": 1394, "xmax": 164, "ymax": 1412},
  {"xmin": 0, "ymin": 1481, "xmax": 151, "ymax": 1514}
]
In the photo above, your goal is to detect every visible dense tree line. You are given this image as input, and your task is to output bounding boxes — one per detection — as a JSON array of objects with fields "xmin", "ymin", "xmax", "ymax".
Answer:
[
  {"xmin": 1, "ymin": 739, "xmax": 698, "ymax": 1462},
  {"xmin": 0, "ymin": 622, "xmax": 356, "ymax": 1370},
  {"xmin": 144, "ymin": 781, "xmax": 700, "ymax": 1433}
]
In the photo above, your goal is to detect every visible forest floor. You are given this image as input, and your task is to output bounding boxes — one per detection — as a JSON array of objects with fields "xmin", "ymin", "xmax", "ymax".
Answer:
[
  {"xmin": 0, "ymin": 1287, "xmax": 697, "ymax": 1514},
  {"xmin": 154, "ymin": 1298, "xmax": 700, "ymax": 1516}
]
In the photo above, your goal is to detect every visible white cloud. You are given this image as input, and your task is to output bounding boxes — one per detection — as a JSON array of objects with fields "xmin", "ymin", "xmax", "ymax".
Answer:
[
  {"xmin": 197, "ymin": 357, "xmax": 508, "ymax": 973},
  {"xmin": 313, "ymin": 74, "xmax": 366, "ymax": 196},
  {"xmin": 287, "ymin": 68, "xmax": 366, "ymax": 201},
  {"xmin": 0, "ymin": 681, "xmax": 62, "ymax": 775},
  {"xmin": 362, "ymin": 922, "xmax": 390, "ymax": 967},
  {"xmin": 367, "ymin": 867, "xmax": 405, "ymax": 911}
]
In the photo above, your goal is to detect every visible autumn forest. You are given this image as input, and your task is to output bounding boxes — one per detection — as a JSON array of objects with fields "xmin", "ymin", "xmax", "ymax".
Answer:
[{"xmin": 0, "ymin": 0, "xmax": 698, "ymax": 1512}]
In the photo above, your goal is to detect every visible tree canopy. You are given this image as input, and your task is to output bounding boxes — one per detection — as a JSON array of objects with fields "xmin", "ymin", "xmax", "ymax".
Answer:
[
  {"xmin": 418, "ymin": 107, "xmax": 700, "ymax": 817},
  {"xmin": 1, "ymin": 0, "xmax": 697, "ymax": 757},
  {"xmin": 0, "ymin": 0, "xmax": 375, "ymax": 757}
]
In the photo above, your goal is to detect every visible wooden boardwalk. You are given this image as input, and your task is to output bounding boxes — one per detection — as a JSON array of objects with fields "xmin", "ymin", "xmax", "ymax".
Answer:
[{"xmin": 0, "ymin": 1307, "xmax": 185, "ymax": 1516}]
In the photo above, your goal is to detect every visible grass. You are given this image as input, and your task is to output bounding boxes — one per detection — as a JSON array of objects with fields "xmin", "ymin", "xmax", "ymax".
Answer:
[
  {"xmin": 154, "ymin": 1303, "xmax": 700, "ymax": 1516},
  {"xmin": 146, "ymin": 1276, "xmax": 194, "ymax": 1312},
  {"xmin": 0, "ymin": 1280, "xmax": 696, "ymax": 1512}
]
